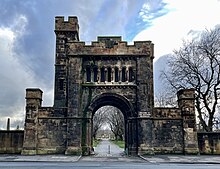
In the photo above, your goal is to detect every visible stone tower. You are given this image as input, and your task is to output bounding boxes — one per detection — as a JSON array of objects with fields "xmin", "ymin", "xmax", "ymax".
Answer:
[
  {"xmin": 52, "ymin": 16, "xmax": 155, "ymax": 155},
  {"xmin": 54, "ymin": 16, "xmax": 79, "ymax": 109}
]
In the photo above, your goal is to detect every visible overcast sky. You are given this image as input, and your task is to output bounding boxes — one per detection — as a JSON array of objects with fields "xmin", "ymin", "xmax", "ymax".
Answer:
[{"xmin": 0, "ymin": 0, "xmax": 220, "ymax": 129}]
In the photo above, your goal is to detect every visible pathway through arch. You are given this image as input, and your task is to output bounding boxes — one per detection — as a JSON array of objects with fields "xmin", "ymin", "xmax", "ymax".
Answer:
[{"xmin": 94, "ymin": 139, "xmax": 124, "ymax": 157}]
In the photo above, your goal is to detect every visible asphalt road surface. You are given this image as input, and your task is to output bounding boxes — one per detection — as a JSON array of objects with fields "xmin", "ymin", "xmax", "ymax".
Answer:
[
  {"xmin": 0, "ymin": 162, "xmax": 220, "ymax": 169},
  {"xmin": 1, "ymin": 140, "xmax": 220, "ymax": 168}
]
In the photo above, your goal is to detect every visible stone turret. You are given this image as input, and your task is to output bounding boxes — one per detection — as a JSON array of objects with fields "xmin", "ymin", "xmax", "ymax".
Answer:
[{"xmin": 54, "ymin": 16, "xmax": 79, "ymax": 110}]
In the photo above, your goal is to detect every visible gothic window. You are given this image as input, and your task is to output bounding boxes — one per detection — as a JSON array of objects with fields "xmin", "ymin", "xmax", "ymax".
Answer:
[
  {"xmin": 93, "ymin": 66, "xmax": 98, "ymax": 82},
  {"xmin": 107, "ymin": 67, "xmax": 111, "ymax": 82},
  {"xmin": 59, "ymin": 79, "xmax": 64, "ymax": 90},
  {"xmin": 86, "ymin": 66, "xmax": 91, "ymax": 82},
  {"xmin": 122, "ymin": 67, "xmax": 126, "ymax": 82},
  {"xmin": 128, "ymin": 67, "xmax": 133, "ymax": 82},
  {"xmin": 100, "ymin": 67, "xmax": 105, "ymax": 82},
  {"xmin": 115, "ymin": 67, "xmax": 119, "ymax": 82}
]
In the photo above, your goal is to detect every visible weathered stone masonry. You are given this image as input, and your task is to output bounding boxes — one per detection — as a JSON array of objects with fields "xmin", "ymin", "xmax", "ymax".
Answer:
[{"xmin": 21, "ymin": 16, "xmax": 199, "ymax": 155}]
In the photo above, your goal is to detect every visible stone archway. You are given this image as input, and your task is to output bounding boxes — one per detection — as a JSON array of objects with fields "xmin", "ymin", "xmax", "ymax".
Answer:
[
  {"xmin": 82, "ymin": 93, "xmax": 138, "ymax": 155},
  {"xmin": 22, "ymin": 16, "xmax": 199, "ymax": 156}
]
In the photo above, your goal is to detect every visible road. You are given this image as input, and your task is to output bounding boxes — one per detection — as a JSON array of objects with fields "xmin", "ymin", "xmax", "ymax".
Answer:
[
  {"xmin": 0, "ymin": 162, "xmax": 220, "ymax": 169},
  {"xmin": 0, "ymin": 140, "xmax": 220, "ymax": 168}
]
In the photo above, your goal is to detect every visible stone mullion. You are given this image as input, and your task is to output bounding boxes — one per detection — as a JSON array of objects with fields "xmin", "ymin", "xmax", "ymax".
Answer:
[
  {"xmin": 119, "ymin": 68, "xmax": 122, "ymax": 82},
  {"xmin": 105, "ymin": 68, "xmax": 108, "ymax": 83},
  {"xmin": 97, "ymin": 68, "xmax": 100, "ymax": 83},
  {"xmin": 111, "ymin": 67, "xmax": 114, "ymax": 82},
  {"xmin": 126, "ymin": 67, "xmax": 129, "ymax": 82},
  {"xmin": 91, "ymin": 68, "xmax": 94, "ymax": 82},
  {"xmin": 84, "ymin": 68, "xmax": 87, "ymax": 83}
]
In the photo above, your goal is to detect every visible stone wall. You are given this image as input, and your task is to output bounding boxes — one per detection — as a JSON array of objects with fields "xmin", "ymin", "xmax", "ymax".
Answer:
[
  {"xmin": 198, "ymin": 132, "xmax": 220, "ymax": 154},
  {"xmin": 153, "ymin": 108, "xmax": 183, "ymax": 154},
  {"xmin": 0, "ymin": 130, "xmax": 24, "ymax": 154}
]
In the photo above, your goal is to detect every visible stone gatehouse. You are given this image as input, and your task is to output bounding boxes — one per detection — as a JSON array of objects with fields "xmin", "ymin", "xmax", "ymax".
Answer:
[{"xmin": 21, "ymin": 16, "xmax": 199, "ymax": 155}]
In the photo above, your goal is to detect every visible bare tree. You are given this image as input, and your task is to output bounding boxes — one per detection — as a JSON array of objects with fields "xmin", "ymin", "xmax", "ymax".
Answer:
[
  {"xmin": 154, "ymin": 89, "xmax": 177, "ymax": 107},
  {"xmin": 92, "ymin": 107, "xmax": 107, "ymax": 139},
  {"xmin": 107, "ymin": 107, "xmax": 124, "ymax": 140},
  {"xmin": 162, "ymin": 26, "xmax": 220, "ymax": 131}
]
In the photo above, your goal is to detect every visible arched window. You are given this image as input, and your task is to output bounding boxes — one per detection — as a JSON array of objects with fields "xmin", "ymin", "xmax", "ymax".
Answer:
[
  {"xmin": 122, "ymin": 67, "xmax": 126, "ymax": 82},
  {"xmin": 107, "ymin": 67, "xmax": 111, "ymax": 82},
  {"xmin": 86, "ymin": 66, "xmax": 91, "ymax": 82},
  {"xmin": 115, "ymin": 67, "xmax": 119, "ymax": 82},
  {"xmin": 59, "ymin": 79, "xmax": 64, "ymax": 90},
  {"xmin": 128, "ymin": 67, "xmax": 133, "ymax": 82},
  {"xmin": 93, "ymin": 66, "xmax": 98, "ymax": 82},
  {"xmin": 100, "ymin": 67, "xmax": 105, "ymax": 82}
]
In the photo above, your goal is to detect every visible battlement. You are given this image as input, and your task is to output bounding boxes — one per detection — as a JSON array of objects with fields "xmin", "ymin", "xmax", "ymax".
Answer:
[
  {"xmin": 66, "ymin": 38, "xmax": 154, "ymax": 56},
  {"xmin": 55, "ymin": 16, "xmax": 79, "ymax": 32},
  {"xmin": 97, "ymin": 36, "xmax": 122, "ymax": 42}
]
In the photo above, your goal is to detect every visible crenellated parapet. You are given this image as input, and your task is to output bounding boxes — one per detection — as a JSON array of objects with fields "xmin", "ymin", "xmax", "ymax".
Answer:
[{"xmin": 66, "ymin": 36, "xmax": 154, "ymax": 56}]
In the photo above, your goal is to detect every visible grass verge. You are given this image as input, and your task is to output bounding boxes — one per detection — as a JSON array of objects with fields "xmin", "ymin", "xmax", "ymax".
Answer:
[
  {"xmin": 111, "ymin": 140, "xmax": 125, "ymax": 148},
  {"xmin": 93, "ymin": 139, "xmax": 101, "ymax": 147}
]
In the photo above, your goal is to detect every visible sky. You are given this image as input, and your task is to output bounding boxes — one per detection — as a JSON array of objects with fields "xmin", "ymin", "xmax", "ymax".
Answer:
[{"xmin": 0, "ymin": 0, "xmax": 220, "ymax": 129}]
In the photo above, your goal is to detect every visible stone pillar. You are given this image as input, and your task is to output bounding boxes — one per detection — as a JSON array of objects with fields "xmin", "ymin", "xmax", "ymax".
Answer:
[
  {"xmin": 177, "ymin": 89, "xmax": 199, "ymax": 154},
  {"xmin": 65, "ymin": 118, "xmax": 82, "ymax": 155},
  {"xmin": 137, "ymin": 113, "xmax": 154, "ymax": 155},
  {"xmin": 127, "ymin": 118, "xmax": 139, "ymax": 155},
  {"xmin": 85, "ymin": 118, "xmax": 92, "ymax": 155},
  {"xmin": 80, "ymin": 109, "xmax": 93, "ymax": 156},
  {"xmin": 22, "ymin": 88, "xmax": 43, "ymax": 155},
  {"xmin": 7, "ymin": 118, "xmax": 10, "ymax": 131},
  {"xmin": 136, "ymin": 55, "xmax": 154, "ymax": 155}
]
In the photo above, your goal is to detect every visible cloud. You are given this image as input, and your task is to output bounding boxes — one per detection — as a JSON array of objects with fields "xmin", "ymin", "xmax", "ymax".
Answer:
[
  {"xmin": 139, "ymin": 0, "xmax": 168, "ymax": 22},
  {"xmin": 0, "ymin": 25, "xmax": 26, "ymax": 129},
  {"xmin": 0, "ymin": 14, "xmax": 53, "ymax": 129},
  {"xmin": 0, "ymin": 0, "xmax": 190, "ymax": 129},
  {"xmin": 0, "ymin": 0, "xmax": 103, "ymax": 129},
  {"xmin": 133, "ymin": 0, "xmax": 220, "ymax": 59}
]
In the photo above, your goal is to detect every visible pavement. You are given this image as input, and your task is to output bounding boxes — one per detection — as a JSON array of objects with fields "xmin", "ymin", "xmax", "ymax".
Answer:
[
  {"xmin": 139, "ymin": 155, "xmax": 220, "ymax": 164},
  {"xmin": 0, "ymin": 139, "xmax": 220, "ymax": 164},
  {"xmin": 0, "ymin": 154, "xmax": 81, "ymax": 162},
  {"xmin": 0, "ymin": 154, "xmax": 219, "ymax": 164}
]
